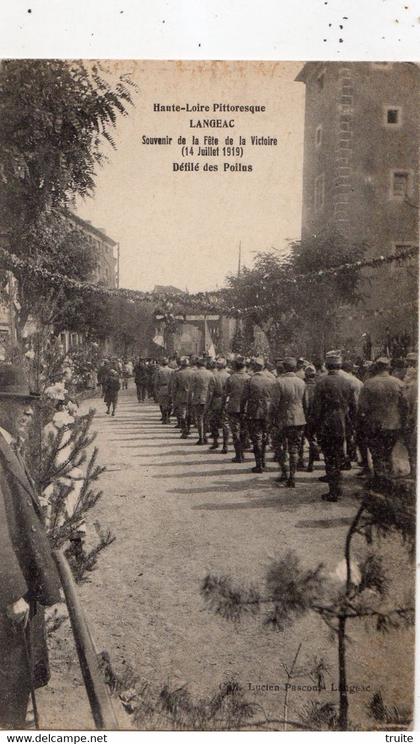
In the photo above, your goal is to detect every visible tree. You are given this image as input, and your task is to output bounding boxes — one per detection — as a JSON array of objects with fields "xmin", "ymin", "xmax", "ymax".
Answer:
[
  {"xmin": 225, "ymin": 231, "xmax": 366, "ymax": 358},
  {"xmin": 201, "ymin": 480, "xmax": 415, "ymax": 730},
  {"xmin": 225, "ymin": 251, "xmax": 297, "ymax": 358},
  {"xmin": 109, "ymin": 297, "xmax": 156, "ymax": 358},
  {"xmin": 0, "ymin": 59, "xmax": 135, "ymax": 336},
  {"xmin": 23, "ymin": 332, "xmax": 115, "ymax": 582},
  {"xmin": 289, "ymin": 230, "xmax": 366, "ymax": 356}
]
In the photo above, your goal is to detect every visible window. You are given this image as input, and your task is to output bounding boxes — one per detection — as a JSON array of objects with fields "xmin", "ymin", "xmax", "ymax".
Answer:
[
  {"xmin": 314, "ymin": 174, "xmax": 325, "ymax": 211},
  {"xmin": 316, "ymin": 72, "xmax": 325, "ymax": 91},
  {"xmin": 390, "ymin": 170, "xmax": 411, "ymax": 199},
  {"xmin": 384, "ymin": 106, "xmax": 402, "ymax": 127},
  {"xmin": 315, "ymin": 125, "xmax": 322, "ymax": 147}
]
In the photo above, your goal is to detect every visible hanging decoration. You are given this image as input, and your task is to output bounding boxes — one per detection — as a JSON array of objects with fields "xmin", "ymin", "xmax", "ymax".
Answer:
[{"xmin": 0, "ymin": 243, "xmax": 417, "ymax": 318}]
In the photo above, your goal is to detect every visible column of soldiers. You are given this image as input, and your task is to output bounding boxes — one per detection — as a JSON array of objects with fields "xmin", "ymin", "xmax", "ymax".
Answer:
[{"xmin": 140, "ymin": 349, "xmax": 416, "ymax": 502}]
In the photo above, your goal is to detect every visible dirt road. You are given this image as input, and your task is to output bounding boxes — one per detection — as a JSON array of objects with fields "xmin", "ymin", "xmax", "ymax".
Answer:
[{"xmin": 39, "ymin": 386, "xmax": 414, "ymax": 730}]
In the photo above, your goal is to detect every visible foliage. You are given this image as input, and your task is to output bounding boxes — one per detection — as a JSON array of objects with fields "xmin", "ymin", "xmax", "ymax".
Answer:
[
  {"xmin": 367, "ymin": 691, "xmax": 412, "ymax": 728},
  {"xmin": 0, "ymin": 60, "xmax": 134, "ymax": 228},
  {"xmin": 21, "ymin": 332, "xmax": 113, "ymax": 582},
  {"xmin": 0, "ymin": 59, "xmax": 135, "ymax": 335},
  {"xmin": 109, "ymin": 297, "xmax": 156, "ymax": 357},
  {"xmin": 201, "ymin": 488, "xmax": 415, "ymax": 731},
  {"xmin": 225, "ymin": 231, "xmax": 366, "ymax": 356}
]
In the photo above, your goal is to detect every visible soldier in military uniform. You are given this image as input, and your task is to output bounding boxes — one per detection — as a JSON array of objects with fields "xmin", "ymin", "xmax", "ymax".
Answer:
[
  {"xmin": 223, "ymin": 356, "xmax": 250, "ymax": 462},
  {"xmin": 302, "ymin": 364, "xmax": 320, "ymax": 472},
  {"xmin": 153, "ymin": 357, "xmax": 174, "ymax": 424},
  {"xmin": 241, "ymin": 357, "xmax": 274, "ymax": 473},
  {"xmin": 271, "ymin": 357, "xmax": 306, "ymax": 487},
  {"xmin": 207, "ymin": 357, "xmax": 230, "ymax": 453},
  {"xmin": 190, "ymin": 357, "xmax": 214, "ymax": 445},
  {"xmin": 358, "ymin": 356, "xmax": 407, "ymax": 481},
  {"xmin": 309, "ymin": 352, "xmax": 357, "ymax": 501},
  {"xmin": 171, "ymin": 357, "xmax": 194, "ymax": 438}
]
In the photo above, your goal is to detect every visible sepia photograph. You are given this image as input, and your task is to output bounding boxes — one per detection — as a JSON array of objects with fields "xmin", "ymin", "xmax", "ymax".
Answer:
[{"xmin": 0, "ymin": 58, "xmax": 417, "ymax": 732}]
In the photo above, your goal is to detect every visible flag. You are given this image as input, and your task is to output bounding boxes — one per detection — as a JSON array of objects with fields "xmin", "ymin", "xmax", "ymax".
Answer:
[{"xmin": 153, "ymin": 334, "xmax": 165, "ymax": 348}]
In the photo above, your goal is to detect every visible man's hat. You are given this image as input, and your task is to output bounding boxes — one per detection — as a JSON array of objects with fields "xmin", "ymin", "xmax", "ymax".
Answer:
[
  {"xmin": 406, "ymin": 352, "xmax": 417, "ymax": 362},
  {"xmin": 304, "ymin": 364, "xmax": 316, "ymax": 375},
  {"xmin": 180, "ymin": 356, "xmax": 189, "ymax": 366},
  {"xmin": 284, "ymin": 356, "xmax": 297, "ymax": 368},
  {"xmin": 235, "ymin": 355, "xmax": 245, "ymax": 366},
  {"xmin": 216, "ymin": 357, "xmax": 226, "ymax": 366},
  {"xmin": 0, "ymin": 364, "xmax": 40, "ymax": 401},
  {"xmin": 161, "ymin": 357, "xmax": 169, "ymax": 365},
  {"xmin": 253, "ymin": 356, "xmax": 264, "ymax": 368}
]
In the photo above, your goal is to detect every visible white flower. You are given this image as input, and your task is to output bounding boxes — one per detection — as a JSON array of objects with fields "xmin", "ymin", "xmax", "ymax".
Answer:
[
  {"xmin": 52, "ymin": 410, "xmax": 75, "ymax": 428},
  {"xmin": 25, "ymin": 350, "xmax": 35, "ymax": 360},
  {"xmin": 44, "ymin": 381, "xmax": 67, "ymax": 401}
]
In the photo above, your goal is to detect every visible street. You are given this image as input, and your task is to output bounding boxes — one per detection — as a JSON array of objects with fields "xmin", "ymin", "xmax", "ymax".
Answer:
[{"xmin": 40, "ymin": 385, "xmax": 414, "ymax": 730}]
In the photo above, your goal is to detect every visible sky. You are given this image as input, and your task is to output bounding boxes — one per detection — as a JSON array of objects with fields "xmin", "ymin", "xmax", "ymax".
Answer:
[{"xmin": 76, "ymin": 61, "xmax": 305, "ymax": 292}]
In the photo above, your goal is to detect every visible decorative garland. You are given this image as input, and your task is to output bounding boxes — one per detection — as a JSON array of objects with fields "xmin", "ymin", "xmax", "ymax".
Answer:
[{"xmin": 0, "ymin": 243, "xmax": 417, "ymax": 318}]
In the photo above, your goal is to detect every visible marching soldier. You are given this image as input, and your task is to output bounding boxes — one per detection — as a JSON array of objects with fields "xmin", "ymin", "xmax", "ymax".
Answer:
[
  {"xmin": 309, "ymin": 351, "xmax": 357, "ymax": 501},
  {"xmin": 154, "ymin": 357, "xmax": 174, "ymax": 424},
  {"xmin": 241, "ymin": 357, "xmax": 274, "ymax": 473},
  {"xmin": 271, "ymin": 357, "xmax": 306, "ymax": 488},
  {"xmin": 207, "ymin": 357, "xmax": 230, "ymax": 453},
  {"xmin": 223, "ymin": 356, "xmax": 250, "ymax": 463},
  {"xmin": 172, "ymin": 357, "xmax": 194, "ymax": 438},
  {"xmin": 134, "ymin": 357, "xmax": 149, "ymax": 402},
  {"xmin": 302, "ymin": 364, "xmax": 320, "ymax": 472},
  {"xmin": 190, "ymin": 357, "xmax": 214, "ymax": 445},
  {"xmin": 340, "ymin": 360, "xmax": 364, "ymax": 469},
  {"xmin": 357, "ymin": 356, "xmax": 407, "ymax": 481}
]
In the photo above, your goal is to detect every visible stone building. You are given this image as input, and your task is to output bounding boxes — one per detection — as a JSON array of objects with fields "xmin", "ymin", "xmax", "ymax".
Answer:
[
  {"xmin": 296, "ymin": 62, "xmax": 419, "ymax": 357},
  {"xmin": 59, "ymin": 211, "xmax": 118, "ymax": 353}
]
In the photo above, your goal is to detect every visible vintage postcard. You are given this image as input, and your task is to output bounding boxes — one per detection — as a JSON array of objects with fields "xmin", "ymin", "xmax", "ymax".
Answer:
[{"xmin": 0, "ymin": 58, "xmax": 417, "ymax": 733}]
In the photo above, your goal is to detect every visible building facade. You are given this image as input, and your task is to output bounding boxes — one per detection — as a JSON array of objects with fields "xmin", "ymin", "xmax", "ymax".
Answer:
[
  {"xmin": 59, "ymin": 212, "xmax": 118, "ymax": 353},
  {"xmin": 296, "ymin": 62, "xmax": 419, "ymax": 356}
]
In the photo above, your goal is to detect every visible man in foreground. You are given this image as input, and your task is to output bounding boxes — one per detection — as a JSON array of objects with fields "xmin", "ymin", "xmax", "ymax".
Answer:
[{"xmin": 0, "ymin": 363, "xmax": 61, "ymax": 728}]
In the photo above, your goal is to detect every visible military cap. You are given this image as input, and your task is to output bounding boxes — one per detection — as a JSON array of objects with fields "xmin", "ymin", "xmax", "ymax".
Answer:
[
  {"xmin": 284, "ymin": 356, "xmax": 297, "ymax": 368},
  {"xmin": 253, "ymin": 356, "xmax": 265, "ymax": 368},
  {"xmin": 161, "ymin": 357, "xmax": 169, "ymax": 365},
  {"xmin": 304, "ymin": 364, "xmax": 316, "ymax": 375},
  {"xmin": 375, "ymin": 356, "xmax": 391, "ymax": 366},
  {"xmin": 216, "ymin": 357, "xmax": 227, "ymax": 366},
  {"xmin": 180, "ymin": 357, "xmax": 189, "ymax": 366},
  {"xmin": 326, "ymin": 350, "xmax": 342, "ymax": 362},
  {"xmin": 235, "ymin": 355, "xmax": 245, "ymax": 366},
  {"xmin": 406, "ymin": 352, "xmax": 417, "ymax": 362}
]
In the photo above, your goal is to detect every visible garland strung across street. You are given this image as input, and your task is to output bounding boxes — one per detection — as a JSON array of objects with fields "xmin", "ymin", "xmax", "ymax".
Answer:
[{"xmin": 0, "ymin": 243, "xmax": 417, "ymax": 317}]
